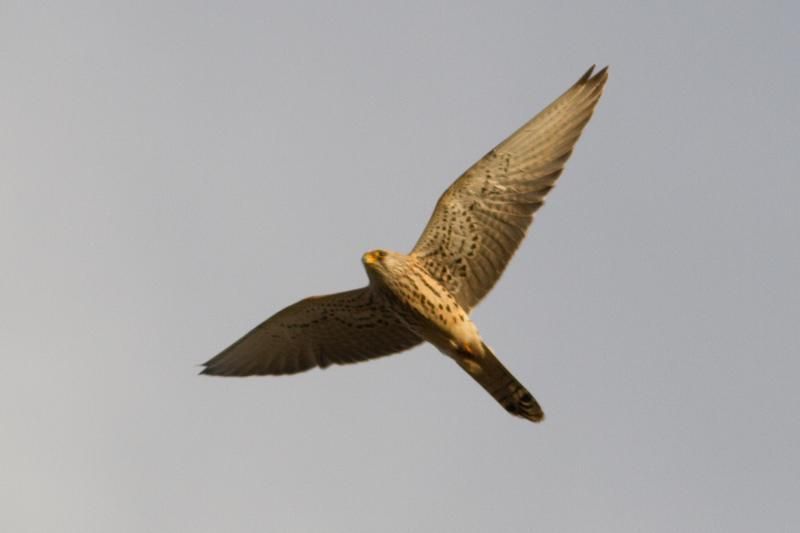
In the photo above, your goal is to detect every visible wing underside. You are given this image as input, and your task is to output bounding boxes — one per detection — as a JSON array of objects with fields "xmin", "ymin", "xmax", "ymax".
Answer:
[
  {"xmin": 412, "ymin": 66, "xmax": 609, "ymax": 310},
  {"xmin": 202, "ymin": 288, "xmax": 422, "ymax": 376}
]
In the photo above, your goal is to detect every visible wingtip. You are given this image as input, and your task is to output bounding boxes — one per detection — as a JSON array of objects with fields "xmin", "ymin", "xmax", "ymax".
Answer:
[
  {"xmin": 198, "ymin": 361, "xmax": 217, "ymax": 376},
  {"xmin": 579, "ymin": 64, "xmax": 596, "ymax": 83},
  {"xmin": 578, "ymin": 64, "xmax": 609, "ymax": 86}
]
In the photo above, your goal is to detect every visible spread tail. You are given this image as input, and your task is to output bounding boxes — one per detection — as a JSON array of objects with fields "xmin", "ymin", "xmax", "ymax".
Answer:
[{"xmin": 454, "ymin": 342, "xmax": 544, "ymax": 423}]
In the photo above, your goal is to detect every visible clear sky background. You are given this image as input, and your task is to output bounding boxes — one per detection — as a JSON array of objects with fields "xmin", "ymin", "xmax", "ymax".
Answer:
[{"xmin": 2, "ymin": 2, "xmax": 798, "ymax": 532}]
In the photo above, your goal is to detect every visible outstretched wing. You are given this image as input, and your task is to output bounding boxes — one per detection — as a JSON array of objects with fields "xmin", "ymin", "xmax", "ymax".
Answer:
[
  {"xmin": 411, "ymin": 66, "xmax": 608, "ymax": 310},
  {"xmin": 201, "ymin": 288, "xmax": 422, "ymax": 376}
]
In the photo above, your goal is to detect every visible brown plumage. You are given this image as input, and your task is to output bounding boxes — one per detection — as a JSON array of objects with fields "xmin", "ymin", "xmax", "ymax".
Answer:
[{"xmin": 202, "ymin": 66, "xmax": 609, "ymax": 423}]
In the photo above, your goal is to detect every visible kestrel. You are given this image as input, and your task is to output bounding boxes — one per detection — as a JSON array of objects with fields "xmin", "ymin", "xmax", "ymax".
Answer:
[{"xmin": 202, "ymin": 66, "xmax": 608, "ymax": 423}]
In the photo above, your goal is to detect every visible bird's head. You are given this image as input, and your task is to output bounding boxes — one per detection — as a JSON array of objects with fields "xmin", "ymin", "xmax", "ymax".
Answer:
[
  {"xmin": 362, "ymin": 249, "xmax": 402, "ymax": 282},
  {"xmin": 362, "ymin": 249, "xmax": 388, "ymax": 268}
]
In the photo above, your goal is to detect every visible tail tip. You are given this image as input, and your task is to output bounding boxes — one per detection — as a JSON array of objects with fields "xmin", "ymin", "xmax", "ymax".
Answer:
[{"xmin": 505, "ymin": 392, "xmax": 545, "ymax": 423}]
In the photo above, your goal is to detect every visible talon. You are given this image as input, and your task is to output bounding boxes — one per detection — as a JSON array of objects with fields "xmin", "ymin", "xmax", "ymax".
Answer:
[
  {"xmin": 460, "ymin": 342, "xmax": 476, "ymax": 356},
  {"xmin": 460, "ymin": 358, "xmax": 482, "ymax": 375}
]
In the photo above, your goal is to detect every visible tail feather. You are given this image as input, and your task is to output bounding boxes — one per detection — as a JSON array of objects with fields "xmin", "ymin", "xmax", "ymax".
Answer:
[{"xmin": 454, "ymin": 342, "xmax": 544, "ymax": 423}]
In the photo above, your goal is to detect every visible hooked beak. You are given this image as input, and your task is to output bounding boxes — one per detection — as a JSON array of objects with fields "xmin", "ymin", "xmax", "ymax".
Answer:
[{"xmin": 363, "ymin": 251, "xmax": 378, "ymax": 265}]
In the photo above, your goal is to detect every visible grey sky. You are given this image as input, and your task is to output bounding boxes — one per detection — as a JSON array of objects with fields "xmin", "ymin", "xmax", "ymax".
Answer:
[{"xmin": 2, "ymin": 2, "xmax": 798, "ymax": 532}]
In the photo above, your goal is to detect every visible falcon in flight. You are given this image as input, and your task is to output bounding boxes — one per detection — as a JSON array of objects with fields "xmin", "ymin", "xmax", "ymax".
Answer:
[{"xmin": 202, "ymin": 66, "xmax": 609, "ymax": 423}]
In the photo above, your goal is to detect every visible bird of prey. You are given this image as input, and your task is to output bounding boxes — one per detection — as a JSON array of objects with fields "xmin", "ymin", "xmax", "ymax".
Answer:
[{"xmin": 202, "ymin": 66, "xmax": 608, "ymax": 423}]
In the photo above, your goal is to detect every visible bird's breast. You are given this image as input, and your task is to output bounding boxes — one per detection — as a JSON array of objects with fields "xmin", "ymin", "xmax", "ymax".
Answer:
[{"xmin": 379, "ymin": 260, "xmax": 481, "ymax": 353}]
